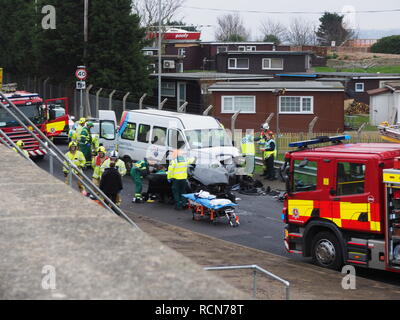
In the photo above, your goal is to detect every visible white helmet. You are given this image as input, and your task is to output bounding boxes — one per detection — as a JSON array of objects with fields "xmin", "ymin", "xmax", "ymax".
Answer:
[
  {"xmin": 110, "ymin": 150, "xmax": 118, "ymax": 159},
  {"xmin": 262, "ymin": 123, "xmax": 269, "ymax": 130}
]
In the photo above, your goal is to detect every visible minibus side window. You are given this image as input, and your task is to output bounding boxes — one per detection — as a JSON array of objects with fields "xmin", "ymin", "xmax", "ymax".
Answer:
[
  {"xmin": 168, "ymin": 129, "xmax": 184, "ymax": 149},
  {"xmin": 152, "ymin": 126, "xmax": 167, "ymax": 146},
  {"xmin": 138, "ymin": 124, "xmax": 151, "ymax": 143},
  {"xmin": 121, "ymin": 122, "xmax": 136, "ymax": 141}
]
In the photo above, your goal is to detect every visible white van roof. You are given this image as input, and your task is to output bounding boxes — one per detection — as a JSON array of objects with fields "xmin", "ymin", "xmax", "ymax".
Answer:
[{"xmin": 127, "ymin": 109, "xmax": 221, "ymax": 130}]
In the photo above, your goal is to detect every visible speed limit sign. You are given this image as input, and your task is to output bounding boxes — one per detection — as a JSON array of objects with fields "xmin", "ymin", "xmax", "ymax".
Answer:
[{"xmin": 75, "ymin": 67, "xmax": 87, "ymax": 80}]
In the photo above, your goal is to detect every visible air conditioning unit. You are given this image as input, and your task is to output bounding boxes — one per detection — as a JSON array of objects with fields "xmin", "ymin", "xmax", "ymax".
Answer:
[{"xmin": 163, "ymin": 60, "xmax": 175, "ymax": 69}]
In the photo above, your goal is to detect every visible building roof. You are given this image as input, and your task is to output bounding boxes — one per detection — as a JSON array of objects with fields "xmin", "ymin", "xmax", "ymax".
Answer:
[
  {"xmin": 151, "ymin": 72, "xmax": 273, "ymax": 81},
  {"xmin": 276, "ymin": 72, "xmax": 400, "ymax": 80},
  {"xmin": 209, "ymin": 81, "xmax": 345, "ymax": 92},
  {"xmin": 367, "ymin": 87, "xmax": 391, "ymax": 96},
  {"xmin": 315, "ymin": 72, "xmax": 400, "ymax": 80},
  {"xmin": 221, "ymin": 51, "xmax": 313, "ymax": 56}
]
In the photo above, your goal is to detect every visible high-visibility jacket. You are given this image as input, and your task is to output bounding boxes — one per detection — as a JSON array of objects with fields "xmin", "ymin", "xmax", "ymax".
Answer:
[
  {"xmin": 241, "ymin": 135, "xmax": 255, "ymax": 155},
  {"xmin": 91, "ymin": 134, "xmax": 100, "ymax": 153},
  {"xmin": 75, "ymin": 124, "xmax": 84, "ymax": 142},
  {"xmin": 13, "ymin": 147, "xmax": 29, "ymax": 158},
  {"xmin": 100, "ymin": 158, "xmax": 127, "ymax": 177},
  {"xmin": 63, "ymin": 150, "xmax": 86, "ymax": 174},
  {"xmin": 261, "ymin": 139, "xmax": 277, "ymax": 159},
  {"xmin": 167, "ymin": 156, "xmax": 194, "ymax": 180},
  {"xmin": 92, "ymin": 155, "xmax": 109, "ymax": 179},
  {"xmin": 134, "ymin": 160, "xmax": 148, "ymax": 173}
]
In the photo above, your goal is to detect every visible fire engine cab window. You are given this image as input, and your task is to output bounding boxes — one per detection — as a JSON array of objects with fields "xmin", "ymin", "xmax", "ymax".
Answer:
[
  {"xmin": 336, "ymin": 162, "xmax": 365, "ymax": 196},
  {"xmin": 293, "ymin": 160, "xmax": 317, "ymax": 192}
]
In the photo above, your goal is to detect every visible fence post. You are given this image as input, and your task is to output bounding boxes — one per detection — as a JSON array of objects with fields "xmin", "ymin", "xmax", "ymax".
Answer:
[
  {"xmin": 95, "ymin": 88, "xmax": 103, "ymax": 118},
  {"xmin": 203, "ymin": 105, "xmax": 214, "ymax": 116},
  {"xmin": 43, "ymin": 77, "xmax": 50, "ymax": 100},
  {"xmin": 231, "ymin": 111, "xmax": 241, "ymax": 147},
  {"xmin": 308, "ymin": 116, "xmax": 318, "ymax": 139},
  {"xmin": 178, "ymin": 102, "xmax": 188, "ymax": 113},
  {"xmin": 122, "ymin": 92, "xmax": 130, "ymax": 112},
  {"xmin": 85, "ymin": 84, "xmax": 93, "ymax": 118},
  {"xmin": 357, "ymin": 122, "xmax": 367, "ymax": 143},
  {"xmin": 139, "ymin": 93, "xmax": 147, "ymax": 109},
  {"xmin": 159, "ymin": 98, "xmax": 168, "ymax": 110},
  {"xmin": 264, "ymin": 113, "xmax": 274, "ymax": 128},
  {"xmin": 109, "ymin": 89, "xmax": 116, "ymax": 111}
]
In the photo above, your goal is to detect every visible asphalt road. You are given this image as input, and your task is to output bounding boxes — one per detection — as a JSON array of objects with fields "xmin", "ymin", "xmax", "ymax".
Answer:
[{"xmin": 35, "ymin": 140, "xmax": 400, "ymax": 287}]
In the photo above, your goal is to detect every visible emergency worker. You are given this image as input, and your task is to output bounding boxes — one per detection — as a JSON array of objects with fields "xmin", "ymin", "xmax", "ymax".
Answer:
[
  {"xmin": 13, "ymin": 140, "xmax": 29, "ymax": 158},
  {"xmin": 130, "ymin": 158, "xmax": 150, "ymax": 203},
  {"xmin": 100, "ymin": 150, "xmax": 127, "ymax": 206},
  {"xmin": 260, "ymin": 131, "xmax": 277, "ymax": 181},
  {"xmin": 241, "ymin": 130, "xmax": 256, "ymax": 176},
  {"xmin": 167, "ymin": 142, "xmax": 195, "ymax": 210},
  {"xmin": 79, "ymin": 121, "xmax": 94, "ymax": 168},
  {"xmin": 63, "ymin": 141, "xmax": 86, "ymax": 193}
]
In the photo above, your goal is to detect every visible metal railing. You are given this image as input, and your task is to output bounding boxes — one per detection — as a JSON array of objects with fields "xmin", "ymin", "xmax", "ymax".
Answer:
[
  {"xmin": 204, "ymin": 264, "xmax": 290, "ymax": 300},
  {"xmin": 0, "ymin": 91, "xmax": 139, "ymax": 230}
]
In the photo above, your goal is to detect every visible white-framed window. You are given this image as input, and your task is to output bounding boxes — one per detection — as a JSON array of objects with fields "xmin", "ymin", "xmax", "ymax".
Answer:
[
  {"xmin": 221, "ymin": 96, "xmax": 256, "ymax": 114},
  {"xmin": 246, "ymin": 46, "xmax": 256, "ymax": 51},
  {"xmin": 217, "ymin": 46, "xmax": 228, "ymax": 54},
  {"xmin": 262, "ymin": 58, "xmax": 284, "ymax": 70},
  {"xmin": 143, "ymin": 50, "xmax": 154, "ymax": 56},
  {"xmin": 279, "ymin": 96, "xmax": 314, "ymax": 114},
  {"xmin": 238, "ymin": 46, "xmax": 246, "ymax": 51},
  {"xmin": 228, "ymin": 58, "xmax": 249, "ymax": 70},
  {"xmin": 161, "ymin": 82, "xmax": 176, "ymax": 97},
  {"xmin": 178, "ymin": 48, "xmax": 186, "ymax": 56},
  {"xmin": 355, "ymin": 83, "xmax": 364, "ymax": 92}
]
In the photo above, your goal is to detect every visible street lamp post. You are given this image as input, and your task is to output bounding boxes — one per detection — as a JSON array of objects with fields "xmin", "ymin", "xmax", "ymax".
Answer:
[{"xmin": 158, "ymin": 0, "xmax": 162, "ymax": 106}]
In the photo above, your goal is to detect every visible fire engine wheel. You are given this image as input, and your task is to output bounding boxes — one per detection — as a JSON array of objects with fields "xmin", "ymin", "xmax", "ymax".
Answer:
[{"xmin": 311, "ymin": 232, "xmax": 343, "ymax": 270}]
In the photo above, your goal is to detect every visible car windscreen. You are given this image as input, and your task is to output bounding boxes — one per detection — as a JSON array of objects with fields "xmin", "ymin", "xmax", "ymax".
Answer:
[{"xmin": 185, "ymin": 129, "xmax": 232, "ymax": 149}]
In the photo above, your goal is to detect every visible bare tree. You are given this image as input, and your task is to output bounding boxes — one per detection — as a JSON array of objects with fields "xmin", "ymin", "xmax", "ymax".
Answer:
[
  {"xmin": 286, "ymin": 18, "xmax": 317, "ymax": 46},
  {"xmin": 259, "ymin": 19, "xmax": 287, "ymax": 44},
  {"xmin": 132, "ymin": 0, "xmax": 186, "ymax": 27},
  {"xmin": 215, "ymin": 13, "xmax": 250, "ymax": 42}
]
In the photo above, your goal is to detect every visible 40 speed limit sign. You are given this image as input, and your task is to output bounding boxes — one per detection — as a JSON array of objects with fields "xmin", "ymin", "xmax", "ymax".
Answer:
[{"xmin": 75, "ymin": 67, "xmax": 87, "ymax": 81}]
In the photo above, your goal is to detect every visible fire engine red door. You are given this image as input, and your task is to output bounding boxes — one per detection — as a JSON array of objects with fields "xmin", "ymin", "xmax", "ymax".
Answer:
[
  {"xmin": 45, "ymin": 98, "xmax": 69, "ymax": 138},
  {"xmin": 330, "ymin": 160, "xmax": 377, "ymax": 232}
]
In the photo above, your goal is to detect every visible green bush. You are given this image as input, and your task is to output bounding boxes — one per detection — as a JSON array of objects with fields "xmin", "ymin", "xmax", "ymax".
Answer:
[{"xmin": 371, "ymin": 35, "xmax": 400, "ymax": 54}]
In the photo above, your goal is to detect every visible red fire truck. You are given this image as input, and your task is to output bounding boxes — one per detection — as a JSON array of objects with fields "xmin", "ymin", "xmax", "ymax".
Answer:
[
  {"xmin": 282, "ymin": 135, "xmax": 400, "ymax": 273},
  {"xmin": 0, "ymin": 88, "xmax": 69, "ymax": 158}
]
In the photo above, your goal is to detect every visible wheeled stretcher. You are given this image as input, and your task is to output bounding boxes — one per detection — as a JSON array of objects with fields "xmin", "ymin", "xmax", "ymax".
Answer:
[{"xmin": 182, "ymin": 193, "xmax": 240, "ymax": 227}]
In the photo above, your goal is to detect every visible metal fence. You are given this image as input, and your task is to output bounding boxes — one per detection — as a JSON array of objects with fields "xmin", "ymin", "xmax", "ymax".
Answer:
[{"xmin": 204, "ymin": 265, "xmax": 290, "ymax": 300}]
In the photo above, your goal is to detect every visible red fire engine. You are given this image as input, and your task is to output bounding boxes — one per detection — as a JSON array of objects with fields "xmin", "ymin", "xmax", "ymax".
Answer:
[
  {"xmin": 0, "ymin": 87, "xmax": 69, "ymax": 158},
  {"xmin": 282, "ymin": 135, "xmax": 400, "ymax": 273}
]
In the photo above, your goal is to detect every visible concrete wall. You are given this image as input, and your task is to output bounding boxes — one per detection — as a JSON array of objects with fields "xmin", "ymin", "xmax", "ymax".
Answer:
[{"xmin": 0, "ymin": 146, "xmax": 248, "ymax": 300}]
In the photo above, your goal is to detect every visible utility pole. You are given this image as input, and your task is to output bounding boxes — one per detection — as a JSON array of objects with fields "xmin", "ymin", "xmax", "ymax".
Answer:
[
  {"xmin": 83, "ymin": 0, "xmax": 89, "ymax": 63},
  {"xmin": 158, "ymin": 0, "xmax": 162, "ymax": 106}
]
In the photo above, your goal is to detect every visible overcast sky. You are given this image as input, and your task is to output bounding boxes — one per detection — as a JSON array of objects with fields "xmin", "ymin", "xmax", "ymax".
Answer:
[{"xmin": 177, "ymin": 0, "xmax": 400, "ymax": 41}]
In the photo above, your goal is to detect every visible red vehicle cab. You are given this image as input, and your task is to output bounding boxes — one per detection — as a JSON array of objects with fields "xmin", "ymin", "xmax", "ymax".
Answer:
[
  {"xmin": 0, "ymin": 90, "xmax": 69, "ymax": 158},
  {"xmin": 282, "ymin": 135, "xmax": 400, "ymax": 273}
]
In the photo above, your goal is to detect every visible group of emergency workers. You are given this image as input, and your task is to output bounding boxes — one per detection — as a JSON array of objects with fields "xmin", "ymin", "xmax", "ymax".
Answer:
[
  {"xmin": 240, "ymin": 123, "xmax": 277, "ymax": 180},
  {"xmin": 11, "ymin": 116, "xmax": 277, "ymax": 209}
]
